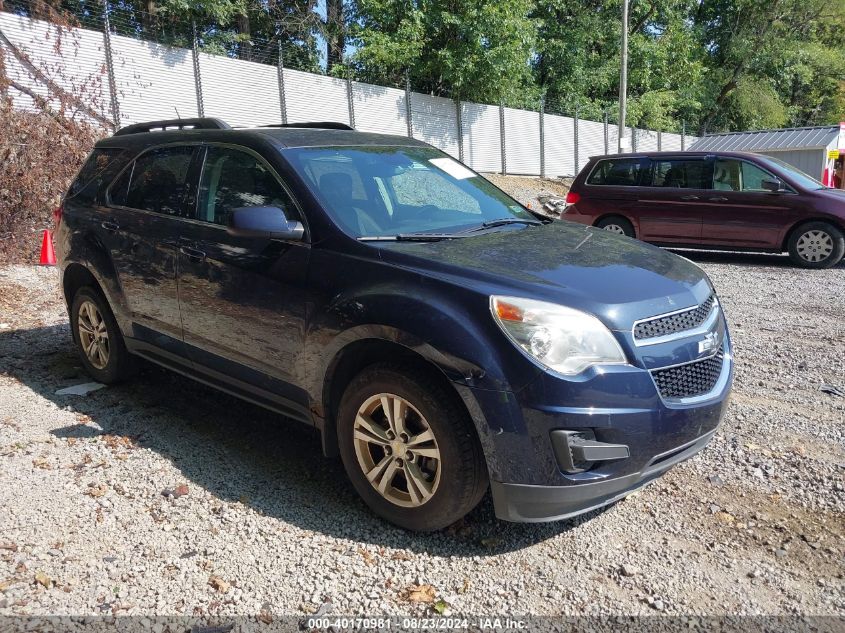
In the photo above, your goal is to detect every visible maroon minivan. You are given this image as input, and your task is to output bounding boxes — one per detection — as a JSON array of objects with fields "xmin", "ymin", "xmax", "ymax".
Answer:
[{"xmin": 561, "ymin": 151, "xmax": 845, "ymax": 268}]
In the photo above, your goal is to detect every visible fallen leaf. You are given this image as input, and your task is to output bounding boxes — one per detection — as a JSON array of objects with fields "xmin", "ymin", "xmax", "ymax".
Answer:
[
  {"xmin": 715, "ymin": 511, "xmax": 735, "ymax": 524},
  {"xmin": 34, "ymin": 571, "xmax": 52, "ymax": 588},
  {"xmin": 32, "ymin": 457, "xmax": 52, "ymax": 470},
  {"xmin": 0, "ymin": 543, "xmax": 18, "ymax": 553},
  {"xmin": 480, "ymin": 537, "xmax": 503, "ymax": 548},
  {"xmin": 174, "ymin": 484, "xmax": 189, "ymax": 497},
  {"xmin": 66, "ymin": 438, "xmax": 77, "ymax": 447},
  {"xmin": 391, "ymin": 551, "xmax": 413, "ymax": 561},
  {"xmin": 209, "ymin": 575, "xmax": 230, "ymax": 593},
  {"xmin": 358, "ymin": 547, "xmax": 375, "ymax": 566},
  {"xmin": 458, "ymin": 578, "xmax": 470, "ymax": 594},
  {"xmin": 85, "ymin": 484, "xmax": 108, "ymax": 498},
  {"xmin": 0, "ymin": 579, "xmax": 14, "ymax": 592},
  {"xmin": 433, "ymin": 599, "xmax": 450, "ymax": 615},
  {"xmin": 406, "ymin": 584, "xmax": 436, "ymax": 604}
]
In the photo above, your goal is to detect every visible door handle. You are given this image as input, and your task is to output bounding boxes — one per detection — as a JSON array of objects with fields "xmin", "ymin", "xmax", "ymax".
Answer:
[
  {"xmin": 101, "ymin": 221, "xmax": 119, "ymax": 232},
  {"xmin": 179, "ymin": 246, "xmax": 206, "ymax": 261},
  {"xmin": 709, "ymin": 196, "xmax": 728, "ymax": 202},
  {"xmin": 680, "ymin": 195, "xmax": 699, "ymax": 201}
]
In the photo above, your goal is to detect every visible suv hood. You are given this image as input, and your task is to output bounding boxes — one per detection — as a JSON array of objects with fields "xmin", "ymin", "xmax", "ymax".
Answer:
[{"xmin": 375, "ymin": 221, "xmax": 712, "ymax": 331}]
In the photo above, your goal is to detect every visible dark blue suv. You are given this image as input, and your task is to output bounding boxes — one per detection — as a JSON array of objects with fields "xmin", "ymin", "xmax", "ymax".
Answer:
[{"xmin": 56, "ymin": 118, "xmax": 733, "ymax": 531}]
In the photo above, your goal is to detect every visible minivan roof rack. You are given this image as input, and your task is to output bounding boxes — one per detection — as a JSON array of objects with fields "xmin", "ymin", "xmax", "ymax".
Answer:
[
  {"xmin": 114, "ymin": 117, "xmax": 231, "ymax": 137},
  {"xmin": 260, "ymin": 122, "xmax": 354, "ymax": 130}
]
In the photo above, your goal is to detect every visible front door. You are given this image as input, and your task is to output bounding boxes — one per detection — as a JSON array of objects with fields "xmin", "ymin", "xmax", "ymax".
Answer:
[
  {"xmin": 633, "ymin": 156, "xmax": 711, "ymax": 243},
  {"xmin": 700, "ymin": 157, "xmax": 800, "ymax": 248},
  {"xmin": 105, "ymin": 145, "xmax": 198, "ymax": 357},
  {"xmin": 176, "ymin": 145, "xmax": 311, "ymax": 414}
]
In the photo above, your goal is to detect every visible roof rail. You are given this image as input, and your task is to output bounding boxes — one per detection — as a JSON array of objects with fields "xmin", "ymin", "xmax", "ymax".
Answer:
[
  {"xmin": 114, "ymin": 117, "xmax": 231, "ymax": 137},
  {"xmin": 260, "ymin": 122, "xmax": 354, "ymax": 131}
]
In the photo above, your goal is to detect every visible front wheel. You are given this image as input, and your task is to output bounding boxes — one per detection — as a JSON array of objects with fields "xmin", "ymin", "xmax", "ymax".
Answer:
[
  {"xmin": 595, "ymin": 216, "xmax": 635, "ymax": 238},
  {"xmin": 337, "ymin": 364, "xmax": 488, "ymax": 531},
  {"xmin": 787, "ymin": 221, "xmax": 845, "ymax": 269}
]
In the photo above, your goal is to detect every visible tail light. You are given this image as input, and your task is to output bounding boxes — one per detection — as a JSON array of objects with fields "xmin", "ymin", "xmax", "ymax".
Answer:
[
  {"xmin": 53, "ymin": 204, "xmax": 63, "ymax": 229},
  {"xmin": 565, "ymin": 191, "xmax": 581, "ymax": 205}
]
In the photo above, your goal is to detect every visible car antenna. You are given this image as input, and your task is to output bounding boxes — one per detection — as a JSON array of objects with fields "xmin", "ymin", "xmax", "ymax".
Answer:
[{"xmin": 174, "ymin": 107, "xmax": 181, "ymax": 119}]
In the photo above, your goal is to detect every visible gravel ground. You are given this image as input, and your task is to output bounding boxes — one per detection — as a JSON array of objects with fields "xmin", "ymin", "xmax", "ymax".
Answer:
[{"xmin": 0, "ymin": 202, "xmax": 844, "ymax": 622}]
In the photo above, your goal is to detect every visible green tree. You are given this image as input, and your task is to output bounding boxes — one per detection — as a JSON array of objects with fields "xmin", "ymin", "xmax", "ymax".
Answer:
[{"xmin": 349, "ymin": 0, "xmax": 537, "ymax": 104}]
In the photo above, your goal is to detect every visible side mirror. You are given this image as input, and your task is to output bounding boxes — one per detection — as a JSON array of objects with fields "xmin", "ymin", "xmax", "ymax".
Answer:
[
  {"xmin": 227, "ymin": 206, "xmax": 305, "ymax": 240},
  {"xmin": 761, "ymin": 178, "xmax": 784, "ymax": 193}
]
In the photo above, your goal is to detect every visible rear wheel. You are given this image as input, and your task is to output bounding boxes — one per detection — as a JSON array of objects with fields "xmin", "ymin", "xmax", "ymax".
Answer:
[
  {"xmin": 70, "ymin": 287, "xmax": 136, "ymax": 384},
  {"xmin": 337, "ymin": 364, "xmax": 487, "ymax": 531},
  {"xmin": 787, "ymin": 221, "xmax": 845, "ymax": 269},
  {"xmin": 595, "ymin": 216, "xmax": 635, "ymax": 238}
]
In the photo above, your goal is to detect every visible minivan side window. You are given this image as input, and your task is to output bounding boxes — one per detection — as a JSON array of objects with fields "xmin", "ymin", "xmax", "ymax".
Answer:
[
  {"xmin": 109, "ymin": 146, "xmax": 194, "ymax": 216},
  {"xmin": 713, "ymin": 159, "xmax": 781, "ymax": 192},
  {"xmin": 649, "ymin": 159, "xmax": 710, "ymax": 189},
  {"xmin": 196, "ymin": 147, "xmax": 298, "ymax": 226},
  {"xmin": 586, "ymin": 158, "xmax": 650, "ymax": 186}
]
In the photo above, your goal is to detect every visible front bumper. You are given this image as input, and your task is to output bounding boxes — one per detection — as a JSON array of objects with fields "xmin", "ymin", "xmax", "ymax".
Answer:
[{"xmin": 491, "ymin": 429, "xmax": 715, "ymax": 522}]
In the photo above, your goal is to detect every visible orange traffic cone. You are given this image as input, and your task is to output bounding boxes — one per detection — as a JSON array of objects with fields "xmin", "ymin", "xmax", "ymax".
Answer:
[{"xmin": 39, "ymin": 229, "xmax": 56, "ymax": 266}]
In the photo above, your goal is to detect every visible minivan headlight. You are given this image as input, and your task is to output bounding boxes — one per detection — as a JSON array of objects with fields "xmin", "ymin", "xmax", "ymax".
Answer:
[{"xmin": 490, "ymin": 296, "xmax": 627, "ymax": 375}]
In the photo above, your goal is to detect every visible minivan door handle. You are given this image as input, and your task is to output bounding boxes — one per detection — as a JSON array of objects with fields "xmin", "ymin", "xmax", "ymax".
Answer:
[
  {"xmin": 708, "ymin": 196, "xmax": 728, "ymax": 202},
  {"xmin": 679, "ymin": 195, "xmax": 699, "ymax": 201},
  {"xmin": 101, "ymin": 221, "xmax": 119, "ymax": 232},
  {"xmin": 179, "ymin": 246, "xmax": 206, "ymax": 261}
]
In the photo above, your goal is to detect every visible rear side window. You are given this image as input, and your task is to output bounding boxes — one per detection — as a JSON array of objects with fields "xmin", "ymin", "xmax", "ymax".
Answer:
[
  {"xmin": 68, "ymin": 148, "xmax": 123, "ymax": 198},
  {"xmin": 586, "ymin": 158, "xmax": 650, "ymax": 186},
  {"xmin": 649, "ymin": 159, "xmax": 710, "ymax": 189},
  {"xmin": 109, "ymin": 146, "xmax": 194, "ymax": 216}
]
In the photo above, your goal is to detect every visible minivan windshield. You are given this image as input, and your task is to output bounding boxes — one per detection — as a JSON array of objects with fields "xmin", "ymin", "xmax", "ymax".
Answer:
[
  {"xmin": 762, "ymin": 155, "xmax": 826, "ymax": 190},
  {"xmin": 285, "ymin": 146, "xmax": 536, "ymax": 238}
]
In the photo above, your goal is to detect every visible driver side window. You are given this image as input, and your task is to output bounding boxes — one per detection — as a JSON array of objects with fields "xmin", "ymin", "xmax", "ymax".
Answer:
[{"xmin": 197, "ymin": 147, "xmax": 297, "ymax": 226}]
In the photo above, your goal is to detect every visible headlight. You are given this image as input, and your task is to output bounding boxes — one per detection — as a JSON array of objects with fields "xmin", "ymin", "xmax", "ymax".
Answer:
[{"xmin": 490, "ymin": 296, "xmax": 627, "ymax": 375}]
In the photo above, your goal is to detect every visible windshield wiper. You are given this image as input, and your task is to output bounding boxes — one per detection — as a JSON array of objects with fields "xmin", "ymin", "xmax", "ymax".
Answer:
[
  {"xmin": 459, "ymin": 217, "xmax": 543, "ymax": 233},
  {"xmin": 358, "ymin": 232, "xmax": 466, "ymax": 242}
]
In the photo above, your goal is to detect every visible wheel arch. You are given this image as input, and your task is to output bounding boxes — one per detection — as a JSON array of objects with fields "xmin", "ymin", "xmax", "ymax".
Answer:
[
  {"xmin": 319, "ymin": 337, "xmax": 476, "ymax": 458},
  {"xmin": 594, "ymin": 213, "xmax": 637, "ymax": 237}
]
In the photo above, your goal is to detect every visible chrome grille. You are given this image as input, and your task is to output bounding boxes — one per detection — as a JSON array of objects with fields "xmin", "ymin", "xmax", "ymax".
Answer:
[
  {"xmin": 651, "ymin": 346, "xmax": 725, "ymax": 400},
  {"xmin": 634, "ymin": 294, "xmax": 716, "ymax": 341}
]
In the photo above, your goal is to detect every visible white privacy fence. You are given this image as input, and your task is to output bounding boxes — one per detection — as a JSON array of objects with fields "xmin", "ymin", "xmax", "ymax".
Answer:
[{"xmin": 0, "ymin": 10, "xmax": 696, "ymax": 177}]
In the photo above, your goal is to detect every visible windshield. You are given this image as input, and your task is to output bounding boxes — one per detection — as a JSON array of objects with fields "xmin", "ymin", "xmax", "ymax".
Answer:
[
  {"xmin": 284, "ymin": 145, "xmax": 535, "ymax": 238},
  {"xmin": 762, "ymin": 155, "xmax": 826, "ymax": 190}
]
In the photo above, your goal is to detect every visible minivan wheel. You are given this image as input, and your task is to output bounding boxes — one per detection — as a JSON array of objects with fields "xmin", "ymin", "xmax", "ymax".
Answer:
[
  {"xmin": 787, "ymin": 221, "xmax": 845, "ymax": 269},
  {"xmin": 336, "ymin": 364, "xmax": 488, "ymax": 531},
  {"xmin": 596, "ymin": 216, "xmax": 635, "ymax": 238},
  {"xmin": 70, "ymin": 287, "xmax": 136, "ymax": 384}
]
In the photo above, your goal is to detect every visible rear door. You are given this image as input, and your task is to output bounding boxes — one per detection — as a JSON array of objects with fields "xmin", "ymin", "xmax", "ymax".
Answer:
[
  {"xmin": 632, "ymin": 156, "xmax": 711, "ymax": 243},
  {"xmin": 700, "ymin": 157, "xmax": 800, "ymax": 248},
  {"xmin": 579, "ymin": 157, "xmax": 648, "ymax": 228},
  {"xmin": 105, "ymin": 145, "xmax": 199, "ymax": 357},
  {"xmin": 176, "ymin": 144, "xmax": 311, "ymax": 416}
]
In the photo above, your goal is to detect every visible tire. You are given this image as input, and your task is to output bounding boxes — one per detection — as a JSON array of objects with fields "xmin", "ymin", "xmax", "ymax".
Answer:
[
  {"xmin": 787, "ymin": 221, "xmax": 845, "ymax": 269},
  {"xmin": 336, "ymin": 363, "xmax": 488, "ymax": 531},
  {"xmin": 70, "ymin": 286, "xmax": 137, "ymax": 384},
  {"xmin": 595, "ymin": 216, "xmax": 635, "ymax": 238}
]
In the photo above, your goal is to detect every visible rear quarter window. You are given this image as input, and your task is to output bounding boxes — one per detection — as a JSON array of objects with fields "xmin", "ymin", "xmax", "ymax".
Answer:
[
  {"xmin": 68, "ymin": 148, "xmax": 124, "ymax": 199},
  {"xmin": 586, "ymin": 158, "xmax": 650, "ymax": 186}
]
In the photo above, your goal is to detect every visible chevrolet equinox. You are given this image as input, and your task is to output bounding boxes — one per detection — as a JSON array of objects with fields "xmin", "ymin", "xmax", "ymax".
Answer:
[{"xmin": 56, "ymin": 118, "xmax": 734, "ymax": 531}]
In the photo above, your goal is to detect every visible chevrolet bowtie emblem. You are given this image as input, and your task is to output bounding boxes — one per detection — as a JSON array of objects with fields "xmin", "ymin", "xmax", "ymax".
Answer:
[{"xmin": 698, "ymin": 331, "xmax": 719, "ymax": 355}]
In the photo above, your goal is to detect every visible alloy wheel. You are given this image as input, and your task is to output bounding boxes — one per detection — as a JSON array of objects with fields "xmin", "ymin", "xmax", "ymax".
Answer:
[
  {"xmin": 353, "ymin": 393, "xmax": 441, "ymax": 507},
  {"xmin": 796, "ymin": 230, "xmax": 833, "ymax": 263},
  {"xmin": 77, "ymin": 300, "xmax": 110, "ymax": 370}
]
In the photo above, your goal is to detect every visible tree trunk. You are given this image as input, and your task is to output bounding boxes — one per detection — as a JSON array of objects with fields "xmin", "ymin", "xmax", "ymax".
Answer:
[
  {"xmin": 238, "ymin": 13, "xmax": 253, "ymax": 61},
  {"xmin": 325, "ymin": 0, "xmax": 344, "ymax": 71}
]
